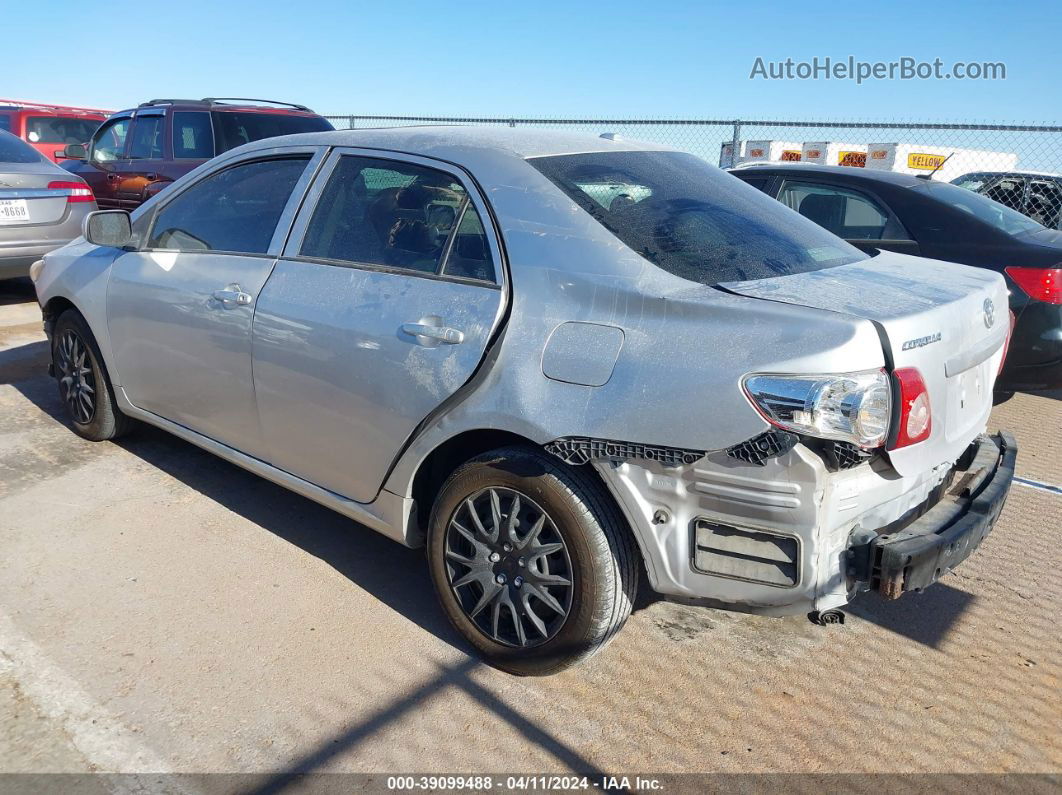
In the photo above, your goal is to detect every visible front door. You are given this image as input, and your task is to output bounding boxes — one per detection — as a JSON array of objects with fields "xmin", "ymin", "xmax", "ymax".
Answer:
[
  {"xmin": 107, "ymin": 150, "xmax": 320, "ymax": 457},
  {"xmin": 252, "ymin": 150, "xmax": 505, "ymax": 503},
  {"xmin": 81, "ymin": 116, "xmax": 133, "ymax": 209},
  {"xmin": 114, "ymin": 109, "xmax": 168, "ymax": 210}
]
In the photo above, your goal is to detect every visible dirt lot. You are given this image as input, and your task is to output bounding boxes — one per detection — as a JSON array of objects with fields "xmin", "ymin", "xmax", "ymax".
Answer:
[{"xmin": 1, "ymin": 277, "xmax": 1059, "ymax": 783}]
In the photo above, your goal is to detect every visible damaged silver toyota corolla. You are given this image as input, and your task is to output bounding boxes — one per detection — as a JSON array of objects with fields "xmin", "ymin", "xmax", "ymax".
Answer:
[{"xmin": 34, "ymin": 128, "xmax": 1017, "ymax": 674}]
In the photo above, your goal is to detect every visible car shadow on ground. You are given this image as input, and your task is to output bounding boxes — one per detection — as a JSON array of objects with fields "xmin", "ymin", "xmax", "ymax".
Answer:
[
  {"xmin": 7, "ymin": 340, "xmax": 617, "ymax": 782},
  {"xmin": 0, "ymin": 277, "xmax": 35, "ymax": 306},
  {"xmin": 846, "ymin": 582, "xmax": 976, "ymax": 649}
]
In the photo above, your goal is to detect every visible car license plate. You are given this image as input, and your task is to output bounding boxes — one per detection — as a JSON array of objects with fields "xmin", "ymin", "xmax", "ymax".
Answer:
[{"xmin": 0, "ymin": 199, "xmax": 30, "ymax": 223}]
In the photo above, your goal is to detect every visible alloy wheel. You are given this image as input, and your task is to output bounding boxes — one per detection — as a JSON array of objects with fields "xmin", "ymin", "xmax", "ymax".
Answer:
[
  {"xmin": 444, "ymin": 487, "xmax": 574, "ymax": 648},
  {"xmin": 56, "ymin": 330, "xmax": 96, "ymax": 424}
]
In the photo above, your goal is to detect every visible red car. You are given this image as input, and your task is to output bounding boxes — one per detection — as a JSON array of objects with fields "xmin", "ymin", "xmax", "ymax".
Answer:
[
  {"xmin": 60, "ymin": 98, "xmax": 333, "ymax": 209},
  {"xmin": 0, "ymin": 100, "xmax": 110, "ymax": 163}
]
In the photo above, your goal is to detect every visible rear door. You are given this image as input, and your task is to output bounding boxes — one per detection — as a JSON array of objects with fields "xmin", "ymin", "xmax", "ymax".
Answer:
[
  {"xmin": 107, "ymin": 147, "xmax": 323, "ymax": 458},
  {"xmin": 113, "ymin": 109, "xmax": 167, "ymax": 209},
  {"xmin": 777, "ymin": 178, "xmax": 920, "ymax": 256},
  {"xmin": 252, "ymin": 149, "xmax": 505, "ymax": 503}
]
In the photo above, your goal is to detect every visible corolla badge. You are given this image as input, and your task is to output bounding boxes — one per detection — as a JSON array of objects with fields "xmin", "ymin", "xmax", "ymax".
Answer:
[
  {"xmin": 983, "ymin": 297, "xmax": 996, "ymax": 329},
  {"xmin": 901, "ymin": 332, "xmax": 942, "ymax": 351}
]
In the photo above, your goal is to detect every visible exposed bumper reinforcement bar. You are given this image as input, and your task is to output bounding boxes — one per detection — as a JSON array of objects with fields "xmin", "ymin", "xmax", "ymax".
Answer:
[{"xmin": 855, "ymin": 432, "xmax": 1017, "ymax": 599}]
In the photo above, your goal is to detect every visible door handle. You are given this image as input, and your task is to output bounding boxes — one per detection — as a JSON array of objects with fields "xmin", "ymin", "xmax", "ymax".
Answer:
[
  {"xmin": 401, "ymin": 322, "xmax": 465, "ymax": 344},
  {"xmin": 107, "ymin": 173, "xmax": 120, "ymax": 181},
  {"xmin": 212, "ymin": 286, "xmax": 253, "ymax": 306}
]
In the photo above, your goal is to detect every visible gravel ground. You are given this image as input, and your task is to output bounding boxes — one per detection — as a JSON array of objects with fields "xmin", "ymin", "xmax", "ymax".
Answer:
[{"xmin": 0, "ymin": 277, "xmax": 1059, "ymax": 785}]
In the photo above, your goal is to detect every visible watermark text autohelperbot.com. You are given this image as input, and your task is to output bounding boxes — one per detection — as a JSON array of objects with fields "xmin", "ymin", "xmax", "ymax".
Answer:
[{"xmin": 750, "ymin": 56, "xmax": 1006, "ymax": 83}]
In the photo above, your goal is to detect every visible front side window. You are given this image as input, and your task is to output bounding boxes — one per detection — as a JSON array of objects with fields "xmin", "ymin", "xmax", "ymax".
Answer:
[
  {"xmin": 778, "ymin": 181, "xmax": 892, "ymax": 240},
  {"xmin": 148, "ymin": 157, "xmax": 309, "ymax": 253},
  {"xmin": 26, "ymin": 116, "xmax": 100, "ymax": 145},
  {"xmin": 1026, "ymin": 180, "xmax": 1062, "ymax": 229},
  {"xmin": 300, "ymin": 155, "xmax": 496, "ymax": 281},
  {"xmin": 172, "ymin": 111, "xmax": 214, "ymax": 159},
  {"xmin": 211, "ymin": 111, "xmax": 332, "ymax": 153},
  {"xmin": 126, "ymin": 115, "xmax": 165, "ymax": 159},
  {"xmin": 0, "ymin": 113, "xmax": 11, "ymax": 132},
  {"xmin": 529, "ymin": 150, "xmax": 865, "ymax": 285},
  {"xmin": 91, "ymin": 118, "xmax": 130, "ymax": 162}
]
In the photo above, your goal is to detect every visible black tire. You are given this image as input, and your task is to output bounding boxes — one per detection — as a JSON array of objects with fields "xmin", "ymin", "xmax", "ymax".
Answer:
[
  {"xmin": 51, "ymin": 310, "xmax": 135, "ymax": 442},
  {"xmin": 427, "ymin": 446, "xmax": 638, "ymax": 675}
]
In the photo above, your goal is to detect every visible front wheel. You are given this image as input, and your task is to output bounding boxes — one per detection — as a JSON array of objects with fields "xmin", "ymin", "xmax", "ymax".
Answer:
[
  {"xmin": 427, "ymin": 446, "xmax": 638, "ymax": 675},
  {"xmin": 51, "ymin": 310, "xmax": 135, "ymax": 441}
]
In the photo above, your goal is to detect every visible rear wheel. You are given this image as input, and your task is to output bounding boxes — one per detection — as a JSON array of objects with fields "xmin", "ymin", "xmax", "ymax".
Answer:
[
  {"xmin": 52, "ymin": 310, "xmax": 135, "ymax": 441},
  {"xmin": 427, "ymin": 446, "xmax": 638, "ymax": 675}
]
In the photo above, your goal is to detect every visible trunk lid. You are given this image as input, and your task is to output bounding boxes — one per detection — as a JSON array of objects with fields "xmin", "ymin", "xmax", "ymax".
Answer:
[
  {"xmin": 722, "ymin": 252, "xmax": 1010, "ymax": 476},
  {"xmin": 0, "ymin": 165, "xmax": 73, "ymax": 225}
]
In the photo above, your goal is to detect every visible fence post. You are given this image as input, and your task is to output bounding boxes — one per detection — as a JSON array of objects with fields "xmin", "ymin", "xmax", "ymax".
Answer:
[
  {"xmin": 348, "ymin": 115, "xmax": 356, "ymax": 130},
  {"xmin": 731, "ymin": 119, "xmax": 742, "ymax": 168}
]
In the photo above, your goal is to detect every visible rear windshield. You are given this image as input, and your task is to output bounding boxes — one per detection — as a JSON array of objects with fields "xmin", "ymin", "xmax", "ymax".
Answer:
[
  {"xmin": 0, "ymin": 130, "xmax": 43, "ymax": 163},
  {"xmin": 211, "ymin": 111, "xmax": 333, "ymax": 153},
  {"xmin": 26, "ymin": 116, "xmax": 101, "ymax": 144},
  {"xmin": 916, "ymin": 179, "xmax": 1042, "ymax": 236},
  {"xmin": 528, "ymin": 150, "xmax": 866, "ymax": 285}
]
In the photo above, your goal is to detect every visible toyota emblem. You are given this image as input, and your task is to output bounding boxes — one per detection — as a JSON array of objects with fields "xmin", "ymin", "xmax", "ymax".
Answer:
[{"xmin": 983, "ymin": 297, "xmax": 996, "ymax": 329}]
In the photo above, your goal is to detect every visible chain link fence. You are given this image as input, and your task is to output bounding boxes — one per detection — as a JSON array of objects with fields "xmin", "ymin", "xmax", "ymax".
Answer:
[{"xmin": 323, "ymin": 115, "xmax": 1062, "ymax": 229}]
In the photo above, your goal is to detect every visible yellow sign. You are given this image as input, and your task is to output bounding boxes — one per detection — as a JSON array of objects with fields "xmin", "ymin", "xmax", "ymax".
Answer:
[
  {"xmin": 907, "ymin": 152, "xmax": 948, "ymax": 170},
  {"xmin": 838, "ymin": 151, "xmax": 867, "ymax": 167}
]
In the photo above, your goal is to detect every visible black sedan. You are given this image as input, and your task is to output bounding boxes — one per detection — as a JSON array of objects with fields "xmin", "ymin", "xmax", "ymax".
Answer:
[{"xmin": 730, "ymin": 163, "xmax": 1061, "ymax": 392}]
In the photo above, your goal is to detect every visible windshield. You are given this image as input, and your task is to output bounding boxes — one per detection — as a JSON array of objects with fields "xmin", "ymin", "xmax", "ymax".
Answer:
[
  {"xmin": 0, "ymin": 130, "xmax": 43, "ymax": 163},
  {"xmin": 211, "ymin": 111, "xmax": 333, "ymax": 153},
  {"xmin": 528, "ymin": 150, "xmax": 867, "ymax": 285},
  {"xmin": 26, "ymin": 116, "xmax": 101, "ymax": 144},
  {"xmin": 918, "ymin": 179, "xmax": 1043, "ymax": 236}
]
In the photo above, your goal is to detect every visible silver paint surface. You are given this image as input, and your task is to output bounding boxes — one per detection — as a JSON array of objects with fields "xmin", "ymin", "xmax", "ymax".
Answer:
[{"xmin": 34, "ymin": 126, "xmax": 1006, "ymax": 613}]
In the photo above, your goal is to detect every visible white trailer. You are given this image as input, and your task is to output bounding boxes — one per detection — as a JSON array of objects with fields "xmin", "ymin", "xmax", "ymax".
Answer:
[
  {"xmin": 864, "ymin": 143, "xmax": 1019, "ymax": 181},
  {"xmin": 740, "ymin": 140, "xmax": 803, "ymax": 164},
  {"xmin": 718, "ymin": 140, "xmax": 745, "ymax": 168},
  {"xmin": 802, "ymin": 142, "xmax": 867, "ymax": 167}
]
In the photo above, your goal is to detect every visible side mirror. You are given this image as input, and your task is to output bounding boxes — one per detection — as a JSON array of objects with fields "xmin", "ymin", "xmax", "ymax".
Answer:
[
  {"xmin": 83, "ymin": 210, "xmax": 132, "ymax": 248},
  {"xmin": 63, "ymin": 143, "xmax": 87, "ymax": 160}
]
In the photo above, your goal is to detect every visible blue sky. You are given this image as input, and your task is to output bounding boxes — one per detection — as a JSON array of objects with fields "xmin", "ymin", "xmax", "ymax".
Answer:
[{"xmin": 8, "ymin": 0, "xmax": 1060, "ymax": 121}]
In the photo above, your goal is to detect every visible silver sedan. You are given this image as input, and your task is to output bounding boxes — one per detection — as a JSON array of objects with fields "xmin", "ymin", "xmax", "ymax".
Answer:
[
  {"xmin": 33, "ymin": 127, "xmax": 1016, "ymax": 674},
  {"xmin": 0, "ymin": 130, "xmax": 96, "ymax": 280}
]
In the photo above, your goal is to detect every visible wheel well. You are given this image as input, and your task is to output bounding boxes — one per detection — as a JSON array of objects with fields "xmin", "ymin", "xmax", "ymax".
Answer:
[
  {"xmin": 409, "ymin": 430, "xmax": 640, "ymax": 562},
  {"xmin": 41, "ymin": 296, "xmax": 77, "ymax": 327}
]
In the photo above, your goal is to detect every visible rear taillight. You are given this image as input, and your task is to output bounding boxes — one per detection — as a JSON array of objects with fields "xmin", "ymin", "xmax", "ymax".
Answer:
[
  {"xmin": 998, "ymin": 310, "xmax": 1016, "ymax": 376},
  {"xmin": 888, "ymin": 367, "xmax": 931, "ymax": 450},
  {"xmin": 1005, "ymin": 267, "xmax": 1061, "ymax": 304},
  {"xmin": 46, "ymin": 180, "xmax": 94, "ymax": 203}
]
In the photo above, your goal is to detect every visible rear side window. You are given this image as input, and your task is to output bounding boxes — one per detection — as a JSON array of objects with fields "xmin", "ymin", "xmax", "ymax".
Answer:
[
  {"xmin": 173, "ymin": 111, "xmax": 214, "ymax": 159},
  {"xmin": 735, "ymin": 175, "xmax": 773, "ymax": 193},
  {"xmin": 300, "ymin": 155, "xmax": 495, "ymax": 282},
  {"xmin": 211, "ymin": 111, "xmax": 333, "ymax": 153},
  {"xmin": 127, "ymin": 115, "xmax": 165, "ymax": 159},
  {"xmin": 148, "ymin": 157, "xmax": 309, "ymax": 253},
  {"xmin": 26, "ymin": 116, "xmax": 100, "ymax": 144},
  {"xmin": 778, "ymin": 181, "xmax": 891, "ymax": 240},
  {"xmin": 529, "ymin": 150, "xmax": 865, "ymax": 285},
  {"xmin": 0, "ymin": 130, "xmax": 42, "ymax": 163}
]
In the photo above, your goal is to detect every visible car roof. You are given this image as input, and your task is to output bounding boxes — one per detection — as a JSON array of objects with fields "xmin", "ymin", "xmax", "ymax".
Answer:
[
  {"xmin": 729, "ymin": 162, "xmax": 930, "ymax": 188},
  {"xmin": 234, "ymin": 125, "xmax": 677, "ymax": 161}
]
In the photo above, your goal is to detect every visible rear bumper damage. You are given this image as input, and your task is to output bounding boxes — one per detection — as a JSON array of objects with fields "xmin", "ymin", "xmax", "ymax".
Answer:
[
  {"xmin": 850, "ymin": 432, "xmax": 1016, "ymax": 599},
  {"xmin": 586, "ymin": 430, "xmax": 1015, "ymax": 616}
]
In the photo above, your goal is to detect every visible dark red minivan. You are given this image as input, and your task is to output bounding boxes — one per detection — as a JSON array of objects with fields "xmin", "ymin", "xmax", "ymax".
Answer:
[{"xmin": 60, "ymin": 98, "xmax": 334, "ymax": 209}]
